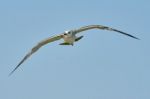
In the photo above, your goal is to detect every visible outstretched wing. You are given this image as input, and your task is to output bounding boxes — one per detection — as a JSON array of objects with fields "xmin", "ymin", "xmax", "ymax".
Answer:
[
  {"xmin": 73, "ymin": 25, "xmax": 139, "ymax": 40},
  {"xmin": 9, "ymin": 34, "xmax": 62, "ymax": 76}
]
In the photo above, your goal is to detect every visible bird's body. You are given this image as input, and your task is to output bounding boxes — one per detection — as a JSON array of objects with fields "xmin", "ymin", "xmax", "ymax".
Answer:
[
  {"xmin": 9, "ymin": 25, "xmax": 140, "ymax": 76},
  {"xmin": 61, "ymin": 31, "xmax": 77, "ymax": 45}
]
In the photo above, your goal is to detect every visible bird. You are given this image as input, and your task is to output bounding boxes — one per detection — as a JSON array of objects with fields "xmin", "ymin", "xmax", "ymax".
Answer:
[{"xmin": 9, "ymin": 24, "xmax": 139, "ymax": 76}]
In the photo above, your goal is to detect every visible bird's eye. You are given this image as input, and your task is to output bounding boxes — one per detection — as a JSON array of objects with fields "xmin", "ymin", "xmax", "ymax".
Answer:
[
  {"xmin": 68, "ymin": 31, "xmax": 72, "ymax": 34},
  {"xmin": 64, "ymin": 30, "xmax": 72, "ymax": 35}
]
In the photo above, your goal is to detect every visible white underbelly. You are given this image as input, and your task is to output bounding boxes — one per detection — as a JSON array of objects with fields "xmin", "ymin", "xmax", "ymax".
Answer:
[{"xmin": 63, "ymin": 36, "xmax": 76, "ymax": 43}]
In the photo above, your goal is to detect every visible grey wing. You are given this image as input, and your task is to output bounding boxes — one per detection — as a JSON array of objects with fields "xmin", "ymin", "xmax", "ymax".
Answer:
[
  {"xmin": 73, "ymin": 25, "xmax": 139, "ymax": 40},
  {"xmin": 9, "ymin": 35, "xmax": 62, "ymax": 76}
]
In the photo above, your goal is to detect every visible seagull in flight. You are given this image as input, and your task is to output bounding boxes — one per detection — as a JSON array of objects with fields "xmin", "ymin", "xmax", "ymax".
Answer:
[{"xmin": 9, "ymin": 25, "xmax": 139, "ymax": 76}]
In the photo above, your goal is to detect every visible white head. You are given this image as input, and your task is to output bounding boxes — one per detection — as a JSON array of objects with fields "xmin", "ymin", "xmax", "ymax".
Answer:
[
  {"xmin": 63, "ymin": 30, "xmax": 74, "ymax": 37},
  {"xmin": 65, "ymin": 30, "xmax": 69, "ymax": 33}
]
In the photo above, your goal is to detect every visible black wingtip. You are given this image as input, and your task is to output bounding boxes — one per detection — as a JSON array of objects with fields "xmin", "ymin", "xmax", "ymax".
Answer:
[
  {"xmin": 126, "ymin": 33, "xmax": 140, "ymax": 40},
  {"xmin": 8, "ymin": 51, "xmax": 33, "ymax": 76},
  {"xmin": 8, "ymin": 71, "xmax": 14, "ymax": 77},
  {"xmin": 8, "ymin": 70, "xmax": 15, "ymax": 76},
  {"xmin": 129, "ymin": 35, "xmax": 140, "ymax": 40},
  {"xmin": 135, "ymin": 37, "xmax": 140, "ymax": 40},
  {"xmin": 112, "ymin": 28, "xmax": 140, "ymax": 40},
  {"xmin": 8, "ymin": 65, "xmax": 20, "ymax": 76}
]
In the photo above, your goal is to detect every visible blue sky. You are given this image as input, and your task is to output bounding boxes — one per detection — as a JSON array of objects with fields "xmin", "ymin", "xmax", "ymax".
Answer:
[{"xmin": 0, "ymin": 0, "xmax": 149, "ymax": 99}]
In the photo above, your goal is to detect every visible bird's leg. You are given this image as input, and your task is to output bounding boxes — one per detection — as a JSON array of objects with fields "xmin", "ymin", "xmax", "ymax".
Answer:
[{"xmin": 75, "ymin": 36, "xmax": 84, "ymax": 42}]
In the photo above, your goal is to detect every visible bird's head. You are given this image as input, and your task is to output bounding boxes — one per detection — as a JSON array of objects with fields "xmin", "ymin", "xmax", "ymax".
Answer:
[{"xmin": 63, "ymin": 30, "xmax": 74, "ymax": 37}]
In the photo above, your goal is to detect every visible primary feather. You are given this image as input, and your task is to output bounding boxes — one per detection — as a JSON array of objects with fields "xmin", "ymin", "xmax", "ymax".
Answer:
[{"xmin": 9, "ymin": 35, "xmax": 62, "ymax": 76}]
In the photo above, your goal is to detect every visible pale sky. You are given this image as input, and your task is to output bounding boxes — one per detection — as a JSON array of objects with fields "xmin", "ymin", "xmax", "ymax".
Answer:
[{"xmin": 0, "ymin": 0, "xmax": 149, "ymax": 99}]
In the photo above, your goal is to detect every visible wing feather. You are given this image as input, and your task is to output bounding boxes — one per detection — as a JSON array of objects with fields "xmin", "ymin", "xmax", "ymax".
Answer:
[
  {"xmin": 74, "ymin": 25, "xmax": 139, "ymax": 40},
  {"xmin": 9, "ymin": 35, "xmax": 62, "ymax": 76}
]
